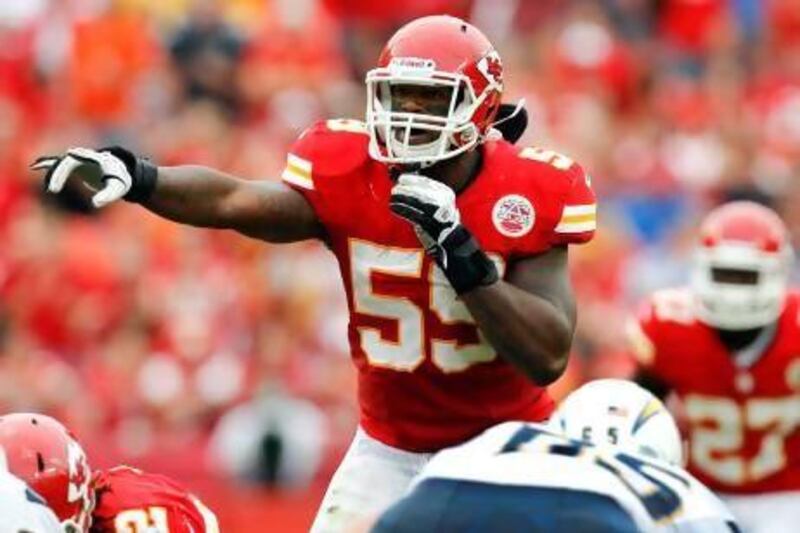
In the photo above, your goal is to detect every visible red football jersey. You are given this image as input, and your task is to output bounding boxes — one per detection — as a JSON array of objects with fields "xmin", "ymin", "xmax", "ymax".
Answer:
[
  {"xmin": 90, "ymin": 466, "xmax": 218, "ymax": 533},
  {"xmin": 281, "ymin": 119, "xmax": 596, "ymax": 452},
  {"xmin": 630, "ymin": 288, "xmax": 800, "ymax": 494}
]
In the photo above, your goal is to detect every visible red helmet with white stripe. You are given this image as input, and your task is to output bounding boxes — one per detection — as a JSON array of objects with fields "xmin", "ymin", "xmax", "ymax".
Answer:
[
  {"xmin": 0, "ymin": 413, "xmax": 94, "ymax": 532},
  {"xmin": 365, "ymin": 15, "xmax": 503, "ymax": 166},
  {"xmin": 691, "ymin": 202, "xmax": 793, "ymax": 330}
]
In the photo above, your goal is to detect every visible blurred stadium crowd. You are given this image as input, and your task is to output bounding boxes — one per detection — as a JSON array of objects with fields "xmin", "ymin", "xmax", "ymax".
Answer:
[{"xmin": 2, "ymin": 0, "xmax": 800, "ymax": 528}]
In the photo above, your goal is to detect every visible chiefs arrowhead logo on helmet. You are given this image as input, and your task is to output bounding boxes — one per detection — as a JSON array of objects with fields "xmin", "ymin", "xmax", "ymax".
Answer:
[
  {"xmin": 0, "ymin": 414, "xmax": 95, "ymax": 532},
  {"xmin": 477, "ymin": 51, "xmax": 503, "ymax": 89},
  {"xmin": 67, "ymin": 440, "xmax": 90, "ymax": 504}
]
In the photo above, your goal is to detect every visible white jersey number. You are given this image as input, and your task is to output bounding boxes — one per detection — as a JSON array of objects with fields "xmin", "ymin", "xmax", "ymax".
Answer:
[
  {"xmin": 115, "ymin": 506, "xmax": 169, "ymax": 533},
  {"xmin": 684, "ymin": 395, "xmax": 800, "ymax": 484},
  {"xmin": 350, "ymin": 240, "xmax": 504, "ymax": 373},
  {"xmin": 519, "ymin": 147, "xmax": 575, "ymax": 171}
]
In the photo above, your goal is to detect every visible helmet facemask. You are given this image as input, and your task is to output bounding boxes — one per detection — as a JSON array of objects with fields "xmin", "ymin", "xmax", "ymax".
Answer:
[
  {"xmin": 61, "ymin": 438, "xmax": 95, "ymax": 532},
  {"xmin": 366, "ymin": 58, "xmax": 488, "ymax": 167},
  {"xmin": 61, "ymin": 490, "xmax": 94, "ymax": 533},
  {"xmin": 691, "ymin": 242, "xmax": 792, "ymax": 330}
]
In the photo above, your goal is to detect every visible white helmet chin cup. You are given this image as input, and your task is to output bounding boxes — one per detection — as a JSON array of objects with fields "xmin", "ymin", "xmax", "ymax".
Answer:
[
  {"xmin": 550, "ymin": 379, "xmax": 683, "ymax": 466},
  {"xmin": 691, "ymin": 243, "xmax": 791, "ymax": 330}
]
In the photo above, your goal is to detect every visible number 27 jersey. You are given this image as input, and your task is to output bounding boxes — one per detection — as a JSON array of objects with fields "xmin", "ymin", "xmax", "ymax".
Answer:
[
  {"xmin": 282, "ymin": 120, "xmax": 596, "ymax": 452},
  {"xmin": 629, "ymin": 288, "xmax": 800, "ymax": 494}
]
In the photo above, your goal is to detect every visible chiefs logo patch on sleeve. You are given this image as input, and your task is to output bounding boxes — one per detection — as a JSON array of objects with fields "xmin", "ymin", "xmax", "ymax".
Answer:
[{"xmin": 492, "ymin": 195, "xmax": 535, "ymax": 237}]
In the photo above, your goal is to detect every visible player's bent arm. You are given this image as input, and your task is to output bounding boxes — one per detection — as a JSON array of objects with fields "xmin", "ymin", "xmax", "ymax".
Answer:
[
  {"xmin": 627, "ymin": 310, "xmax": 672, "ymax": 400},
  {"xmin": 460, "ymin": 246, "xmax": 575, "ymax": 385},
  {"xmin": 144, "ymin": 166, "xmax": 323, "ymax": 243}
]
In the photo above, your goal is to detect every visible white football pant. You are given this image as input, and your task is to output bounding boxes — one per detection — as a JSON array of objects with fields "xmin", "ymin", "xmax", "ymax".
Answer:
[
  {"xmin": 721, "ymin": 491, "xmax": 800, "ymax": 533},
  {"xmin": 309, "ymin": 427, "xmax": 433, "ymax": 533}
]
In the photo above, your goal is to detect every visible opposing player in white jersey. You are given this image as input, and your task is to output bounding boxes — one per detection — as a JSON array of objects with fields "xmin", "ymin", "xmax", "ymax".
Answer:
[
  {"xmin": 0, "ymin": 451, "xmax": 61, "ymax": 533},
  {"xmin": 370, "ymin": 380, "xmax": 738, "ymax": 532}
]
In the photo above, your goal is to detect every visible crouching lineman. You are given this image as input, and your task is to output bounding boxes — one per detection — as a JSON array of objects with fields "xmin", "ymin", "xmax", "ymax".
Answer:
[
  {"xmin": 0, "ymin": 452, "xmax": 61, "ymax": 532},
  {"xmin": 370, "ymin": 380, "xmax": 738, "ymax": 532},
  {"xmin": 0, "ymin": 413, "xmax": 218, "ymax": 532}
]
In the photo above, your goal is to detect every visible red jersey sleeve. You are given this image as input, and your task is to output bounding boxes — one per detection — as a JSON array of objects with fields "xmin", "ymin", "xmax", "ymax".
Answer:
[
  {"xmin": 501, "ymin": 145, "xmax": 597, "ymax": 256},
  {"xmin": 549, "ymin": 163, "xmax": 596, "ymax": 246},
  {"xmin": 626, "ymin": 289, "xmax": 696, "ymax": 384},
  {"xmin": 280, "ymin": 118, "xmax": 372, "ymax": 234},
  {"xmin": 90, "ymin": 467, "xmax": 219, "ymax": 533},
  {"xmin": 626, "ymin": 298, "xmax": 661, "ymax": 373}
]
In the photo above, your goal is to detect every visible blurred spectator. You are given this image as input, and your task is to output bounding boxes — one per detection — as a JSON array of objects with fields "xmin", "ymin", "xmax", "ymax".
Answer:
[
  {"xmin": 169, "ymin": 0, "xmax": 245, "ymax": 115},
  {"xmin": 210, "ymin": 381, "xmax": 326, "ymax": 488},
  {"xmin": 551, "ymin": 2, "xmax": 639, "ymax": 110},
  {"xmin": 657, "ymin": 0, "xmax": 728, "ymax": 57},
  {"xmin": 69, "ymin": 2, "xmax": 159, "ymax": 128},
  {"xmin": 321, "ymin": 0, "xmax": 471, "ymax": 27}
]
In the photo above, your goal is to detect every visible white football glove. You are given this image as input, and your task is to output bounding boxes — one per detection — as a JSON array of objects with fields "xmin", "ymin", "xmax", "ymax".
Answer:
[
  {"xmin": 32, "ymin": 147, "xmax": 136, "ymax": 208},
  {"xmin": 390, "ymin": 173, "xmax": 498, "ymax": 294},
  {"xmin": 389, "ymin": 173, "xmax": 461, "ymax": 250}
]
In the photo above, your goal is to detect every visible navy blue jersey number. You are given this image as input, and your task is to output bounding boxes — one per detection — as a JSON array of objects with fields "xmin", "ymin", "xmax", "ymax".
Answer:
[{"xmin": 500, "ymin": 426, "xmax": 687, "ymax": 522}]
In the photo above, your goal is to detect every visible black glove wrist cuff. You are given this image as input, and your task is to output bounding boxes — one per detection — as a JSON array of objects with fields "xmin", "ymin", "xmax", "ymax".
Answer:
[
  {"xmin": 101, "ymin": 146, "xmax": 159, "ymax": 204},
  {"xmin": 125, "ymin": 158, "xmax": 158, "ymax": 203},
  {"xmin": 436, "ymin": 225, "xmax": 499, "ymax": 294}
]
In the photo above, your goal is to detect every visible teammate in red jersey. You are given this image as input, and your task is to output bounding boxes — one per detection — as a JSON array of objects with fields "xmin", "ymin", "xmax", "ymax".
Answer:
[
  {"xmin": 90, "ymin": 466, "xmax": 217, "ymax": 533},
  {"xmin": 0, "ymin": 413, "xmax": 218, "ymax": 532},
  {"xmin": 33, "ymin": 15, "xmax": 596, "ymax": 531},
  {"xmin": 629, "ymin": 201, "xmax": 800, "ymax": 533}
]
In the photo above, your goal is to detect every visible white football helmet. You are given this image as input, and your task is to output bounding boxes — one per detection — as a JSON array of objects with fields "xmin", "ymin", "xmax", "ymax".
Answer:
[
  {"xmin": 550, "ymin": 379, "xmax": 683, "ymax": 466},
  {"xmin": 691, "ymin": 201, "xmax": 793, "ymax": 331}
]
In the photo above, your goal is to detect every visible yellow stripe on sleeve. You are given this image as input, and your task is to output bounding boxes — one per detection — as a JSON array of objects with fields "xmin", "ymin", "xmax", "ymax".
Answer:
[
  {"xmin": 555, "ymin": 204, "xmax": 596, "ymax": 233},
  {"xmin": 281, "ymin": 154, "xmax": 314, "ymax": 190}
]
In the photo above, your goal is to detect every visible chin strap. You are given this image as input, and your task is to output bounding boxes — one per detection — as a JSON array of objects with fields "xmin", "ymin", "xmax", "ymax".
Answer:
[
  {"xmin": 726, "ymin": 321, "xmax": 778, "ymax": 368},
  {"xmin": 491, "ymin": 99, "xmax": 528, "ymax": 144},
  {"xmin": 491, "ymin": 99, "xmax": 526, "ymax": 129}
]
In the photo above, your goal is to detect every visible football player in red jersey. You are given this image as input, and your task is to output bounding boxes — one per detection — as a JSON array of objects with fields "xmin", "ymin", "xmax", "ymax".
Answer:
[
  {"xmin": 33, "ymin": 15, "xmax": 596, "ymax": 531},
  {"xmin": 0, "ymin": 413, "xmax": 218, "ymax": 532},
  {"xmin": 628, "ymin": 201, "xmax": 800, "ymax": 533}
]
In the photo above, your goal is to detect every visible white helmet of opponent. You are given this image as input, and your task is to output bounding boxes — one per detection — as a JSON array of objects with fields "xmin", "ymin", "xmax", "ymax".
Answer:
[
  {"xmin": 0, "ymin": 447, "xmax": 62, "ymax": 532},
  {"xmin": 551, "ymin": 379, "xmax": 683, "ymax": 466}
]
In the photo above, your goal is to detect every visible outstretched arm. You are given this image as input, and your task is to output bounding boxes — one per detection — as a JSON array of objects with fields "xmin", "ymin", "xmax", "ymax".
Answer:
[
  {"xmin": 461, "ymin": 246, "xmax": 576, "ymax": 385},
  {"xmin": 33, "ymin": 147, "xmax": 323, "ymax": 244},
  {"xmin": 144, "ymin": 166, "xmax": 323, "ymax": 243}
]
